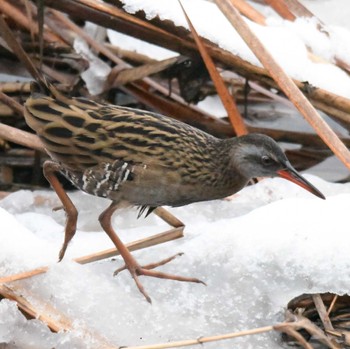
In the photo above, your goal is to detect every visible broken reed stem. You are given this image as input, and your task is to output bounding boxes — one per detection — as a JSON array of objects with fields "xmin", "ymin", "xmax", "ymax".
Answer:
[
  {"xmin": 277, "ymin": 327, "xmax": 314, "ymax": 349},
  {"xmin": 327, "ymin": 294, "xmax": 338, "ymax": 316},
  {"xmin": 124, "ymin": 325, "xmax": 274, "ymax": 349},
  {"xmin": 312, "ymin": 294, "xmax": 334, "ymax": 332},
  {"xmin": 0, "ymin": 227, "xmax": 183, "ymax": 284},
  {"xmin": 0, "ymin": 90, "xmax": 25, "ymax": 116},
  {"xmin": 0, "ymin": 283, "xmax": 119, "ymax": 348},
  {"xmin": 0, "ymin": 283, "xmax": 72, "ymax": 332},
  {"xmin": 215, "ymin": 0, "xmax": 350, "ymax": 171},
  {"xmin": 0, "ymin": 122, "xmax": 44, "ymax": 152}
]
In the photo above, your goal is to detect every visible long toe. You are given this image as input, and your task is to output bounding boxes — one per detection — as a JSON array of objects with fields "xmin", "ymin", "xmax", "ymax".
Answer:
[
  {"xmin": 131, "ymin": 273, "xmax": 152, "ymax": 304},
  {"xmin": 137, "ymin": 268, "xmax": 206, "ymax": 285},
  {"xmin": 139, "ymin": 252, "xmax": 184, "ymax": 270},
  {"xmin": 113, "ymin": 252, "xmax": 184, "ymax": 276}
]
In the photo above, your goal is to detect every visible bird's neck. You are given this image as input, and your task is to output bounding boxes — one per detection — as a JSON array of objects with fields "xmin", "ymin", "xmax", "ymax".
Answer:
[{"xmin": 199, "ymin": 137, "xmax": 249, "ymax": 197}]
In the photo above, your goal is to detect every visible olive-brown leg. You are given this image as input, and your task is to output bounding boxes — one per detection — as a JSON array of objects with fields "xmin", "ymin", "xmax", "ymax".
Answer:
[
  {"xmin": 99, "ymin": 202, "xmax": 205, "ymax": 303},
  {"xmin": 43, "ymin": 160, "xmax": 78, "ymax": 261}
]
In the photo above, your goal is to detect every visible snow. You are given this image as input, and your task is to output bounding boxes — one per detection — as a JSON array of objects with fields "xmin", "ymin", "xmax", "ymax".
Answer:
[{"xmin": 1, "ymin": 176, "xmax": 350, "ymax": 348}]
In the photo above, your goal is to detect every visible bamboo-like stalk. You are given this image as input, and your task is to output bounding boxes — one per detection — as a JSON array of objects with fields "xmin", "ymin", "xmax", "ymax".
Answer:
[{"xmin": 215, "ymin": 0, "xmax": 350, "ymax": 171}]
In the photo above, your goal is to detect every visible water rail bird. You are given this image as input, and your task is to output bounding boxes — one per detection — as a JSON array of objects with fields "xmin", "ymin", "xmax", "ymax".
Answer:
[{"xmin": 24, "ymin": 82, "xmax": 325, "ymax": 302}]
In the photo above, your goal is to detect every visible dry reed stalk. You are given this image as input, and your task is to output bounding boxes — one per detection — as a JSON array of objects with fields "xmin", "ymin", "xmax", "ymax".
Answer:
[
  {"xmin": 264, "ymin": 0, "xmax": 296, "ymax": 20},
  {"xmin": 0, "ymin": 122, "xmax": 44, "ymax": 152},
  {"xmin": 230, "ymin": 0, "xmax": 266, "ymax": 25},
  {"xmin": 282, "ymin": 0, "xmax": 314, "ymax": 17},
  {"xmin": 215, "ymin": 0, "xmax": 350, "ymax": 171},
  {"xmin": 124, "ymin": 312, "xmax": 334, "ymax": 349},
  {"xmin": 0, "ymin": 90, "xmax": 25, "ymax": 116},
  {"xmin": 178, "ymin": 0, "xmax": 248, "ymax": 136},
  {"xmin": 278, "ymin": 326, "xmax": 314, "ymax": 349},
  {"xmin": 0, "ymin": 13, "xmax": 46, "ymax": 89},
  {"xmin": 0, "ymin": 283, "xmax": 118, "ymax": 347},
  {"xmin": 0, "ymin": 0, "xmax": 62, "ymax": 44},
  {"xmin": 327, "ymin": 294, "xmax": 338, "ymax": 316},
  {"xmin": 0, "ymin": 82, "xmax": 31, "ymax": 94},
  {"xmin": 0, "ymin": 226, "xmax": 184, "ymax": 284},
  {"xmin": 275, "ymin": 311, "xmax": 337, "ymax": 349},
  {"xmin": 124, "ymin": 325, "xmax": 274, "ymax": 349},
  {"xmin": 111, "ymin": 57, "xmax": 179, "ymax": 86},
  {"xmin": 312, "ymin": 294, "xmax": 334, "ymax": 332},
  {"xmin": 0, "ymin": 283, "xmax": 72, "ymax": 332}
]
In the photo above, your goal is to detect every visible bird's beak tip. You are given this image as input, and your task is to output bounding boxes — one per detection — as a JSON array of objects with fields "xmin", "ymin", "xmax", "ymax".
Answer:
[{"xmin": 277, "ymin": 168, "xmax": 325, "ymax": 200}]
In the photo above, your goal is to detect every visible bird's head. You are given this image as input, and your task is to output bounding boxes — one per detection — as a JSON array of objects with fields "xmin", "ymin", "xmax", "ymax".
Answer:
[{"xmin": 230, "ymin": 134, "xmax": 325, "ymax": 199}]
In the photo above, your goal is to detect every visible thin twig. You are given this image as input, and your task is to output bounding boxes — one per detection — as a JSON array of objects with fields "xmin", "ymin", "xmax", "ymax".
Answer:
[{"xmin": 327, "ymin": 294, "xmax": 338, "ymax": 316}]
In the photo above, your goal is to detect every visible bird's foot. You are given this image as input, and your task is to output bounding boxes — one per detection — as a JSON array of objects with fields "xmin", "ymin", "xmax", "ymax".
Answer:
[{"xmin": 113, "ymin": 252, "xmax": 206, "ymax": 303}]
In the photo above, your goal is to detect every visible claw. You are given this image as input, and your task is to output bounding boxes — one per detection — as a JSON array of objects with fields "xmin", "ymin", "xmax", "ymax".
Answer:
[{"xmin": 113, "ymin": 251, "xmax": 206, "ymax": 301}]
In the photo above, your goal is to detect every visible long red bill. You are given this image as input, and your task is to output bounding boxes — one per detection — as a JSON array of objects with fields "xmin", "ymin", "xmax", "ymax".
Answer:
[{"xmin": 277, "ymin": 165, "xmax": 325, "ymax": 199}]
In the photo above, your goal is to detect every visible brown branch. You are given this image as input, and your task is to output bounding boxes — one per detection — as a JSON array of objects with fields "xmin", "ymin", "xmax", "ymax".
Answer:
[{"xmin": 0, "ymin": 123, "xmax": 44, "ymax": 152}]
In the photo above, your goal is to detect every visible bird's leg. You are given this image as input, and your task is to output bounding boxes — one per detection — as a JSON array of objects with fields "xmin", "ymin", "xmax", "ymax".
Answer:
[
  {"xmin": 43, "ymin": 160, "xmax": 78, "ymax": 261},
  {"xmin": 99, "ymin": 203, "xmax": 205, "ymax": 303}
]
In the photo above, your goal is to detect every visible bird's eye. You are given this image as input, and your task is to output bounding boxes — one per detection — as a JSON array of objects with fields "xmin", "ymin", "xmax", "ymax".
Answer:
[{"xmin": 261, "ymin": 155, "xmax": 273, "ymax": 166}]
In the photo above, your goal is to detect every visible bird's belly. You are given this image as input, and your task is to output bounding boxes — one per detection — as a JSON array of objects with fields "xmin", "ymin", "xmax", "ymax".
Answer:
[
  {"xmin": 122, "ymin": 181, "xmax": 242, "ymax": 207},
  {"xmin": 60, "ymin": 164, "xmax": 247, "ymax": 208}
]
